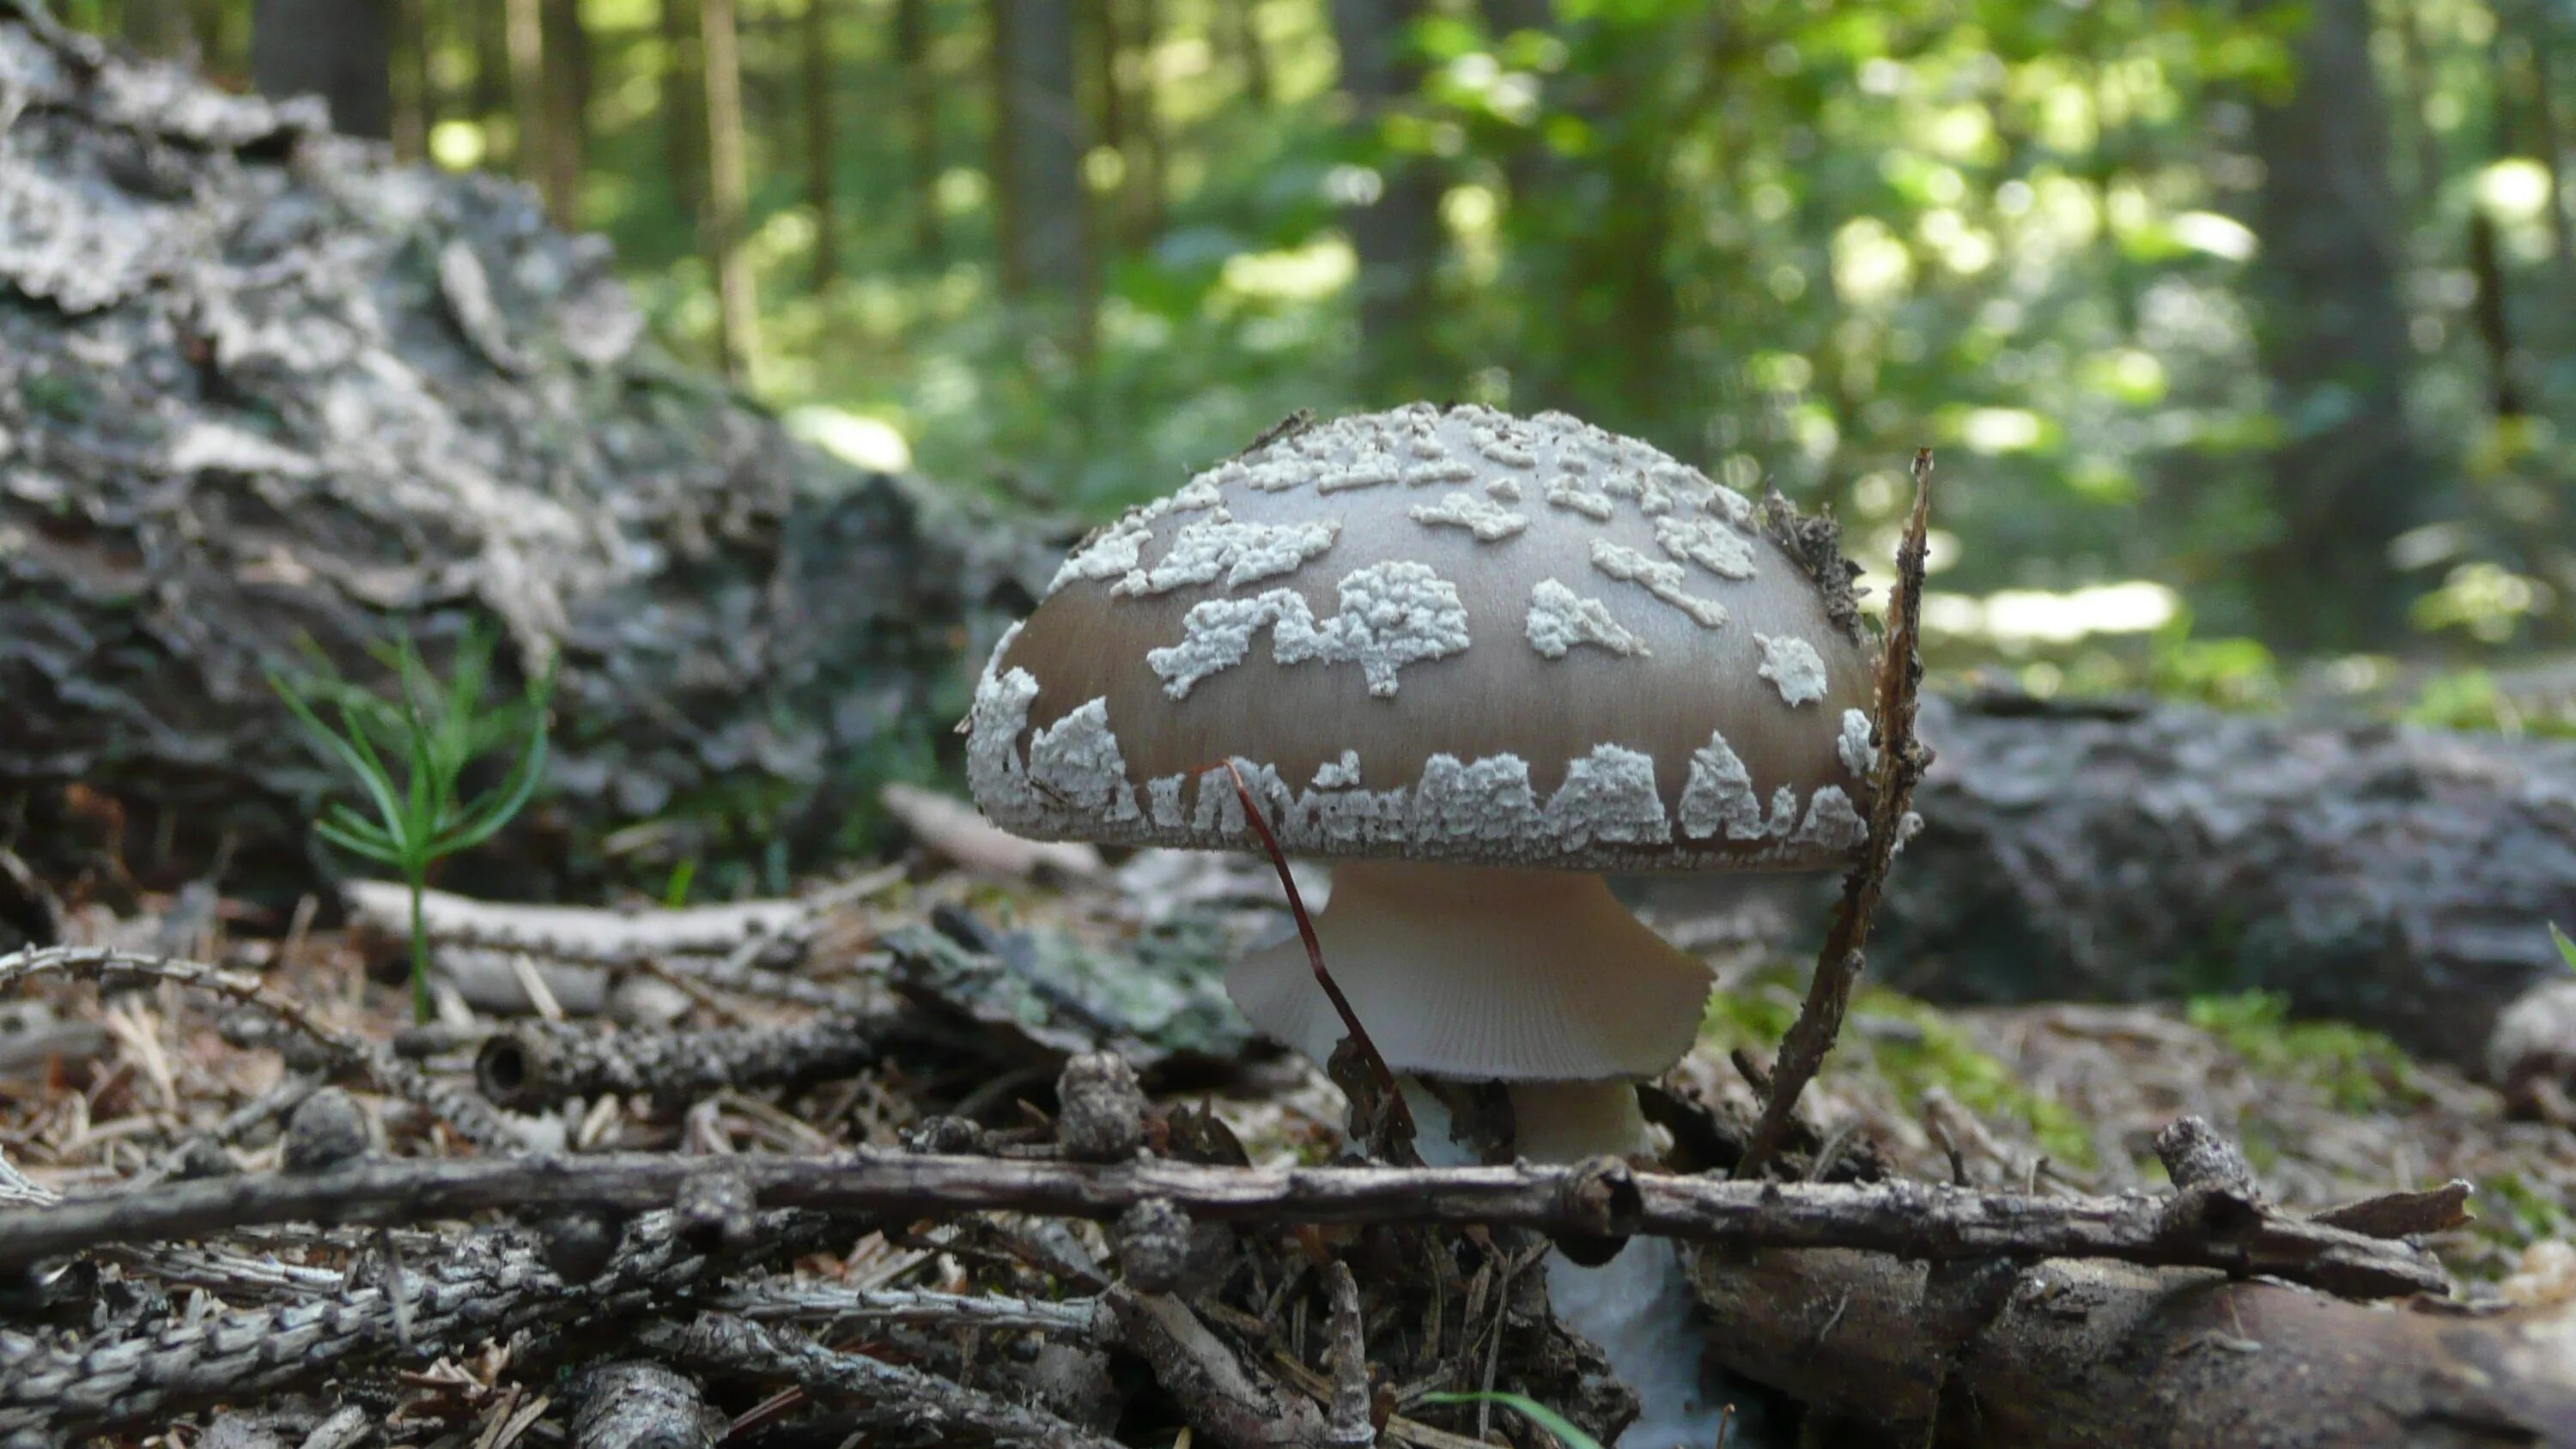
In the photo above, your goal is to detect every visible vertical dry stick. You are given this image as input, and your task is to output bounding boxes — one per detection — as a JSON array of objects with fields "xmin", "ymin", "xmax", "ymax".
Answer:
[
  {"xmin": 1735, "ymin": 450, "xmax": 1938, "ymax": 1180},
  {"xmin": 701, "ymin": 0, "xmax": 759, "ymax": 380}
]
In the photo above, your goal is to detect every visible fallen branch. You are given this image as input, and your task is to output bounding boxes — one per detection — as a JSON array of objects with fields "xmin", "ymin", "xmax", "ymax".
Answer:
[
  {"xmin": 1738, "ymin": 449, "xmax": 1939, "ymax": 1181},
  {"xmin": 0, "ymin": 1208, "xmax": 859, "ymax": 1438},
  {"xmin": 0, "ymin": 1148, "xmax": 2447, "ymax": 1298},
  {"xmin": 645, "ymin": 1312, "xmax": 1121, "ymax": 1449},
  {"xmin": 473, "ymin": 1009, "xmax": 908, "ymax": 1112}
]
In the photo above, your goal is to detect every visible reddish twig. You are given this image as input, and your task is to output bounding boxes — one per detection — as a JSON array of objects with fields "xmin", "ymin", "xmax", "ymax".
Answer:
[
  {"xmin": 1736, "ymin": 449, "xmax": 1938, "ymax": 1180},
  {"xmin": 1200, "ymin": 759, "xmax": 1415, "ymax": 1145}
]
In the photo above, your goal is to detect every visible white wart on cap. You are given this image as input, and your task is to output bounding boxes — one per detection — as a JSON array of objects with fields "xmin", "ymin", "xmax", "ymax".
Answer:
[{"xmin": 968, "ymin": 403, "xmax": 1880, "ymax": 874}]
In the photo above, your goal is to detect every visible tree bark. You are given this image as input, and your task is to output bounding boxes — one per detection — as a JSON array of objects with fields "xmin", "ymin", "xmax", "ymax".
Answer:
[
  {"xmin": 1688, "ymin": 1246, "xmax": 2576, "ymax": 1447},
  {"xmin": 391, "ymin": 0, "xmax": 432, "ymax": 161},
  {"xmin": 660, "ymin": 0, "xmax": 704, "ymax": 222},
  {"xmin": 504, "ymin": 0, "xmax": 552, "ymax": 203},
  {"xmin": 990, "ymin": 0, "xmax": 1091, "ymax": 302},
  {"xmin": 0, "ymin": 10, "xmax": 1048, "ymax": 905},
  {"xmin": 1328, "ymin": 0, "xmax": 1442, "ymax": 399},
  {"xmin": 538, "ymin": 0, "xmax": 590, "ymax": 224},
  {"xmin": 702, "ymin": 0, "xmax": 759, "ymax": 379},
  {"xmin": 1637, "ymin": 692, "xmax": 2576, "ymax": 1081},
  {"xmin": 896, "ymin": 0, "xmax": 943, "ymax": 258},
  {"xmin": 803, "ymin": 0, "xmax": 838, "ymax": 289},
  {"xmin": 250, "ymin": 0, "xmax": 392, "ymax": 139},
  {"xmin": 470, "ymin": 0, "xmax": 510, "ymax": 158},
  {"xmin": 2244, "ymin": 0, "xmax": 2427, "ymax": 653}
]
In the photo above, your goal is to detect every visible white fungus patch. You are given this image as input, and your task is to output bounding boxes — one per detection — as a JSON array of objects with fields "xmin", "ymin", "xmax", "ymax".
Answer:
[
  {"xmin": 1653, "ymin": 514, "xmax": 1757, "ymax": 580},
  {"xmin": 1761, "ymin": 785, "xmax": 1800, "ymax": 837},
  {"xmin": 1599, "ymin": 471, "xmax": 1677, "ymax": 516},
  {"xmin": 1526, "ymin": 579, "xmax": 1650, "ymax": 660},
  {"xmin": 963, "ymin": 634, "xmax": 1036, "ymax": 811},
  {"xmin": 1025, "ymin": 699, "xmax": 1139, "ymax": 824},
  {"xmin": 1541, "ymin": 744, "xmax": 1671, "ymax": 849},
  {"xmin": 1403, "ymin": 458, "xmax": 1480, "ymax": 486},
  {"xmin": 1409, "ymin": 753, "xmax": 1543, "ymax": 846},
  {"xmin": 1679, "ymin": 729, "xmax": 1767, "ymax": 841},
  {"xmin": 1838, "ymin": 708, "xmax": 1876, "ymax": 778},
  {"xmin": 1170, "ymin": 478, "xmax": 1224, "ymax": 512},
  {"xmin": 1544, "ymin": 479, "xmax": 1617, "ymax": 521},
  {"xmin": 1589, "ymin": 541, "xmax": 1729, "ymax": 628},
  {"xmin": 1703, "ymin": 483, "xmax": 1753, "ymax": 528},
  {"xmin": 1112, "ymin": 512, "xmax": 1341, "ymax": 597},
  {"xmin": 1048, "ymin": 518, "xmax": 1152, "ymax": 593},
  {"xmin": 1147, "ymin": 774, "xmax": 1188, "ymax": 829},
  {"xmin": 1192, "ymin": 759, "xmax": 1290, "ymax": 836},
  {"xmin": 1794, "ymin": 785, "xmax": 1868, "ymax": 852},
  {"xmin": 1318, "ymin": 454, "xmax": 1402, "ymax": 493},
  {"xmin": 1469, "ymin": 421, "xmax": 1540, "ymax": 469},
  {"xmin": 1486, "ymin": 477, "xmax": 1525, "ymax": 502},
  {"xmin": 1313, "ymin": 750, "xmax": 1363, "ymax": 789},
  {"xmin": 1411, "ymin": 490, "xmax": 1530, "ymax": 542},
  {"xmin": 1754, "ymin": 634, "xmax": 1829, "ymax": 706},
  {"xmin": 1290, "ymin": 783, "xmax": 1414, "ymax": 849},
  {"xmin": 1146, "ymin": 561, "xmax": 1472, "ymax": 699}
]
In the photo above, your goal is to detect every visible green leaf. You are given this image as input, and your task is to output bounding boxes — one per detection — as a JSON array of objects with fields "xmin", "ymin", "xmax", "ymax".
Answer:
[
  {"xmin": 314, "ymin": 814, "xmax": 408, "ymax": 865},
  {"xmin": 2553, "ymin": 923, "xmax": 2576, "ymax": 975},
  {"xmin": 1416, "ymin": 1393, "xmax": 1607, "ymax": 1449}
]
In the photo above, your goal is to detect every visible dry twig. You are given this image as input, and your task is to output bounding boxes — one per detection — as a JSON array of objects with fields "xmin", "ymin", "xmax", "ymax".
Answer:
[{"xmin": 1738, "ymin": 448, "xmax": 1939, "ymax": 1180}]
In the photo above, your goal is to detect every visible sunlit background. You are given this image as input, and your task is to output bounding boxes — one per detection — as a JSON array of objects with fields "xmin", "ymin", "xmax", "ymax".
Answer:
[{"xmin": 53, "ymin": 0, "xmax": 2576, "ymax": 726}]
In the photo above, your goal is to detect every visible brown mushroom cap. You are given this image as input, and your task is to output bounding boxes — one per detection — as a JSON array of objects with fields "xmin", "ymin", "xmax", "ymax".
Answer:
[{"xmin": 967, "ymin": 403, "xmax": 1880, "ymax": 871}]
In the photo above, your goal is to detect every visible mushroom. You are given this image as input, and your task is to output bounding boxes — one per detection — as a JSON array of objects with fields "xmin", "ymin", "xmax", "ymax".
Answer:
[{"xmin": 966, "ymin": 403, "xmax": 1877, "ymax": 1447}]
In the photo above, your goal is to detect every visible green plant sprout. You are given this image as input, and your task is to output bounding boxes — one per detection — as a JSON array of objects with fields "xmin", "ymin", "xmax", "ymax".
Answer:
[
  {"xmin": 269, "ymin": 622, "xmax": 553, "ymax": 1022},
  {"xmin": 2552, "ymin": 923, "xmax": 2576, "ymax": 974}
]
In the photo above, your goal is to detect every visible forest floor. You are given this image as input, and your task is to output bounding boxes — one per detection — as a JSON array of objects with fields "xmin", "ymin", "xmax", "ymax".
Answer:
[{"xmin": 2, "ymin": 815, "xmax": 2573, "ymax": 1447}]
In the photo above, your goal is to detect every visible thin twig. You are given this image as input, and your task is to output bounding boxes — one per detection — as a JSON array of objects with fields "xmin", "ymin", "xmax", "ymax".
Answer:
[
  {"xmin": 1204, "ymin": 759, "xmax": 1414, "ymax": 1147},
  {"xmin": 1737, "ymin": 448, "xmax": 1939, "ymax": 1180},
  {"xmin": 0, "ymin": 1146, "xmax": 2445, "ymax": 1299}
]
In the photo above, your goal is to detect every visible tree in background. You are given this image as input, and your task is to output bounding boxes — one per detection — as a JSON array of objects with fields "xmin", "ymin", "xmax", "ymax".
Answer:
[
  {"xmin": 702, "ymin": 0, "xmax": 758, "ymax": 379},
  {"xmin": 804, "ymin": 0, "xmax": 838, "ymax": 290},
  {"xmin": 250, "ymin": 0, "xmax": 390, "ymax": 138},
  {"xmin": 1329, "ymin": 0, "xmax": 1444, "ymax": 401},
  {"xmin": 2245, "ymin": 0, "xmax": 2427, "ymax": 652},
  {"xmin": 989, "ymin": 0, "xmax": 1094, "ymax": 361}
]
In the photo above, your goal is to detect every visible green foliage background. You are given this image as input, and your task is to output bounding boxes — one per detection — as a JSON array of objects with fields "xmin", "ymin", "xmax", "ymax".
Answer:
[{"xmin": 59, "ymin": 0, "xmax": 2576, "ymax": 716}]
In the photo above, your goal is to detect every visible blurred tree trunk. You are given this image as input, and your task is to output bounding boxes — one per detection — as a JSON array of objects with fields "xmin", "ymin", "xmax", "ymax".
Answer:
[
  {"xmin": 537, "ymin": 0, "xmax": 588, "ymax": 225},
  {"xmin": 118, "ymin": 0, "xmax": 191, "ymax": 59},
  {"xmin": 2512, "ymin": 20, "xmax": 2576, "ymax": 301},
  {"xmin": 896, "ymin": 0, "xmax": 943, "ymax": 258},
  {"xmin": 1330, "ymin": 0, "xmax": 1442, "ymax": 399},
  {"xmin": 989, "ymin": 0, "xmax": 1094, "ymax": 353},
  {"xmin": 504, "ymin": 0, "xmax": 550, "ymax": 201},
  {"xmin": 702, "ymin": 0, "xmax": 760, "ymax": 379},
  {"xmin": 661, "ymin": 0, "xmax": 704, "ymax": 222},
  {"xmin": 251, "ymin": 0, "xmax": 392, "ymax": 139},
  {"xmin": 471, "ymin": 0, "xmax": 509, "ymax": 161},
  {"xmin": 1121, "ymin": 0, "xmax": 1163, "ymax": 246},
  {"xmin": 391, "ymin": 0, "xmax": 431, "ymax": 161},
  {"xmin": 803, "ymin": 0, "xmax": 836, "ymax": 289},
  {"xmin": 1218, "ymin": 0, "xmax": 1270, "ymax": 106},
  {"xmin": 2245, "ymin": 0, "xmax": 2426, "ymax": 652}
]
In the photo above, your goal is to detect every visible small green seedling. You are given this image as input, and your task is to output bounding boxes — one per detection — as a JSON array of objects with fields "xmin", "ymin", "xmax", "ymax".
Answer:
[
  {"xmin": 2553, "ymin": 923, "xmax": 2576, "ymax": 974},
  {"xmin": 1417, "ymin": 1391, "xmax": 1733, "ymax": 1449},
  {"xmin": 270, "ymin": 622, "xmax": 553, "ymax": 1022}
]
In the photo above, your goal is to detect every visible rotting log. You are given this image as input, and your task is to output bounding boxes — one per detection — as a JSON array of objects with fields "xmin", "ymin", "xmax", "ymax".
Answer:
[
  {"xmin": 1638, "ymin": 691, "xmax": 2576, "ymax": 1080},
  {"xmin": 0, "ymin": 4, "xmax": 1055, "ymax": 902},
  {"xmin": 1686, "ymin": 1246, "xmax": 2576, "ymax": 1447}
]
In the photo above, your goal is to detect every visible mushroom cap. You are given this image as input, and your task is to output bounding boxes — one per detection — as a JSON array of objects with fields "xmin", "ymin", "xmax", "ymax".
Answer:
[{"xmin": 967, "ymin": 403, "xmax": 1880, "ymax": 871}]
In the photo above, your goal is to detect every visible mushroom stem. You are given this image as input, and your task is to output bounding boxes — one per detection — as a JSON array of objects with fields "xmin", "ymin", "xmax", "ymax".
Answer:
[{"xmin": 1225, "ymin": 861, "xmax": 1714, "ymax": 1084}]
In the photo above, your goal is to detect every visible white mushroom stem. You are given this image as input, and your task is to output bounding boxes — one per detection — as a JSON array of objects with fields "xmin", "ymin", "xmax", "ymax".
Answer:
[
  {"xmin": 1228, "ymin": 860, "xmax": 1745, "ymax": 1449},
  {"xmin": 1224, "ymin": 861, "xmax": 1714, "ymax": 1083}
]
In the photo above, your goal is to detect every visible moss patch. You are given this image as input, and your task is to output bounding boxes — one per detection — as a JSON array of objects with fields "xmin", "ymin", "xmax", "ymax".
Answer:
[{"xmin": 2184, "ymin": 992, "xmax": 2427, "ymax": 1114}]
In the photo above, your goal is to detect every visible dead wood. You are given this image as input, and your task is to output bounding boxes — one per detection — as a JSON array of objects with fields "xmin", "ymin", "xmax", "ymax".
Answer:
[
  {"xmin": 1686, "ymin": 1246, "xmax": 2576, "ymax": 1447},
  {"xmin": 1109, "ymin": 1288, "xmax": 1331, "ymax": 1449},
  {"xmin": 343, "ymin": 882, "xmax": 815, "ymax": 969},
  {"xmin": 0, "ymin": 1207, "xmax": 859, "ymax": 1438},
  {"xmin": 0, "ymin": 1149, "xmax": 2448, "ymax": 1297},
  {"xmin": 645, "ymin": 1312, "xmax": 1122, "ymax": 1449},
  {"xmin": 1641, "ymin": 688, "xmax": 2576, "ymax": 1082},
  {"xmin": 471, "ymin": 1009, "xmax": 906, "ymax": 1112},
  {"xmin": 1738, "ymin": 451, "xmax": 1937, "ymax": 1179},
  {"xmin": 564, "ymin": 1362, "xmax": 726, "ymax": 1449},
  {"xmin": 0, "ymin": 6, "xmax": 1051, "ymax": 900}
]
